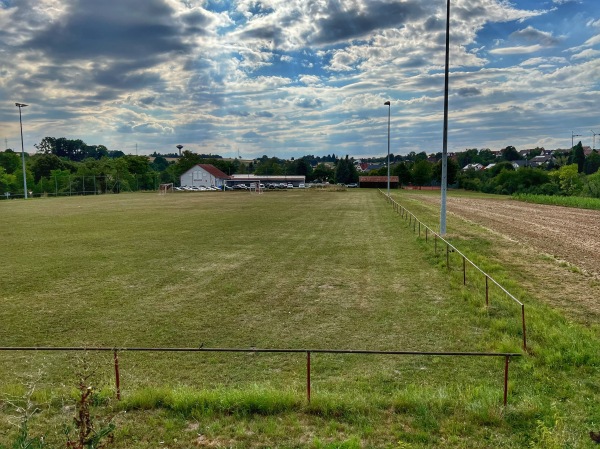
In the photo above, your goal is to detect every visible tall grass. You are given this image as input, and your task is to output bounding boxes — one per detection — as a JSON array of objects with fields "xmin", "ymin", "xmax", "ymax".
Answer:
[{"xmin": 512, "ymin": 193, "xmax": 600, "ymax": 210}]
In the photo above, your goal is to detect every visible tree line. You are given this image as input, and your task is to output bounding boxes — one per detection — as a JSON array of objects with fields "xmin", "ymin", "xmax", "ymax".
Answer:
[
  {"xmin": 0, "ymin": 137, "xmax": 361, "ymax": 197},
  {"xmin": 4, "ymin": 136, "xmax": 596, "ymax": 198}
]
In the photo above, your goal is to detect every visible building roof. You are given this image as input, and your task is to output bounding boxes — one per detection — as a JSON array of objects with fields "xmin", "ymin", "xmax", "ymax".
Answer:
[
  {"xmin": 359, "ymin": 176, "xmax": 399, "ymax": 183},
  {"xmin": 198, "ymin": 164, "xmax": 230, "ymax": 179}
]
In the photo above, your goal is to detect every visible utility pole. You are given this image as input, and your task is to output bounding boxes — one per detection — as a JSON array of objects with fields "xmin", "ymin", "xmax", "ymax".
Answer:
[
  {"xmin": 440, "ymin": 0, "xmax": 451, "ymax": 236},
  {"xmin": 15, "ymin": 103, "xmax": 28, "ymax": 199}
]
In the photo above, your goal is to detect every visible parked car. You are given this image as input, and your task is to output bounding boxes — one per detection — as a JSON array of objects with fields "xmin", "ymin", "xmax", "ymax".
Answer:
[
  {"xmin": 346, "ymin": 183, "xmax": 358, "ymax": 188},
  {"xmin": 298, "ymin": 183, "xmax": 305, "ymax": 188},
  {"xmin": 287, "ymin": 183, "xmax": 294, "ymax": 188}
]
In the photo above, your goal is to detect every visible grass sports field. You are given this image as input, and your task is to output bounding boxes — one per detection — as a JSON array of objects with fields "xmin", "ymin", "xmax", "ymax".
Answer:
[{"xmin": 1, "ymin": 189, "xmax": 599, "ymax": 448}]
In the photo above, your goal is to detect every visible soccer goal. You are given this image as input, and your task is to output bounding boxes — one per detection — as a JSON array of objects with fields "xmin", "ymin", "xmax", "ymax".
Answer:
[
  {"xmin": 159, "ymin": 183, "xmax": 174, "ymax": 195},
  {"xmin": 249, "ymin": 181, "xmax": 263, "ymax": 194}
]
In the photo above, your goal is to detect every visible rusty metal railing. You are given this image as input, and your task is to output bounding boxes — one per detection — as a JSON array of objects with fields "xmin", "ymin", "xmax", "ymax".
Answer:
[
  {"xmin": 0, "ymin": 346, "xmax": 521, "ymax": 406},
  {"xmin": 380, "ymin": 190, "xmax": 527, "ymax": 351}
]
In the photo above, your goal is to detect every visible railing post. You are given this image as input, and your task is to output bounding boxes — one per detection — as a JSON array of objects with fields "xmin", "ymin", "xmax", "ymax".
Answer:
[
  {"xmin": 306, "ymin": 351, "xmax": 311, "ymax": 403},
  {"xmin": 446, "ymin": 244, "xmax": 450, "ymax": 270},
  {"xmin": 522, "ymin": 305, "xmax": 527, "ymax": 352},
  {"xmin": 425, "ymin": 227, "xmax": 428, "ymax": 242},
  {"xmin": 503, "ymin": 356, "xmax": 509, "ymax": 406},
  {"xmin": 485, "ymin": 276, "xmax": 489, "ymax": 306},
  {"xmin": 114, "ymin": 349, "xmax": 121, "ymax": 401},
  {"xmin": 418, "ymin": 221, "xmax": 421, "ymax": 237},
  {"xmin": 434, "ymin": 234, "xmax": 437, "ymax": 253},
  {"xmin": 463, "ymin": 256, "xmax": 466, "ymax": 285}
]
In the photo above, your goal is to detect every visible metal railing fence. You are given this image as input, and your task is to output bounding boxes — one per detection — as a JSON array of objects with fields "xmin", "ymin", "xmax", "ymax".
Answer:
[
  {"xmin": 380, "ymin": 190, "xmax": 527, "ymax": 351},
  {"xmin": 0, "ymin": 346, "xmax": 521, "ymax": 406}
]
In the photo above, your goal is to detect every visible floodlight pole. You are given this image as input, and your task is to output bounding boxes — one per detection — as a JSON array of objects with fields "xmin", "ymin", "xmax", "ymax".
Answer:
[
  {"xmin": 440, "ymin": 0, "xmax": 450, "ymax": 236},
  {"xmin": 384, "ymin": 101, "xmax": 391, "ymax": 195},
  {"xmin": 16, "ymin": 103, "xmax": 28, "ymax": 199}
]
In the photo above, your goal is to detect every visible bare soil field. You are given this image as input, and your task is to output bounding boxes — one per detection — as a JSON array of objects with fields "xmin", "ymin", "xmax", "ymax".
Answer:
[
  {"xmin": 416, "ymin": 195, "xmax": 600, "ymax": 277},
  {"xmin": 404, "ymin": 193, "xmax": 600, "ymax": 322}
]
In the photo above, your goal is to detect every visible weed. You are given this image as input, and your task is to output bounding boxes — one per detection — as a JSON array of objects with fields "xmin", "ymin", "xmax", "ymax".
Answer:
[{"xmin": 64, "ymin": 359, "xmax": 115, "ymax": 449}]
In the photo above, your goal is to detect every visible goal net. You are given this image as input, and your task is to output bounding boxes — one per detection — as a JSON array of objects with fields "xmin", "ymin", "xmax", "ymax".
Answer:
[
  {"xmin": 159, "ymin": 183, "xmax": 174, "ymax": 195},
  {"xmin": 249, "ymin": 181, "xmax": 263, "ymax": 194}
]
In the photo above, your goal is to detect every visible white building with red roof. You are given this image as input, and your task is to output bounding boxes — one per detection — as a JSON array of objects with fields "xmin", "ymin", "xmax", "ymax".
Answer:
[{"xmin": 180, "ymin": 164, "xmax": 231, "ymax": 188}]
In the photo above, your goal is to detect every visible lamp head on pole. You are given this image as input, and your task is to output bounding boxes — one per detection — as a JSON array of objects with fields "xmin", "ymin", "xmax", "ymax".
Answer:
[
  {"xmin": 384, "ymin": 101, "xmax": 390, "ymax": 106},
  {"xmin": 15, "ymin": 103, "xmax": 28, "ymax": 108}
]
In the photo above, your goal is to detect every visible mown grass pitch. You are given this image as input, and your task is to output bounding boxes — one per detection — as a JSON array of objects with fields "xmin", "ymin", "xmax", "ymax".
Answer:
[
  {"xmin": 0, "ymin": 190, "xmax": 486, "ymax": 387},
  {"xmin": 1, "ymin": 190, "xmax": 599, "ymax": 448}
]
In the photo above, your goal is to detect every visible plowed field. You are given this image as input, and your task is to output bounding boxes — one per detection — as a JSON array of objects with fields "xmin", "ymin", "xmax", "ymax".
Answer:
[{"xmin": 411, "ymin": 195, "xmax": 600, "ymax": 278}]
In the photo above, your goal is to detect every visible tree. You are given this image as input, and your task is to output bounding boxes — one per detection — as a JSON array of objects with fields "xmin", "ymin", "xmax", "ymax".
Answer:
[
  {"xmin": 312, "ymin": 163, "xmax": 334, "ymax": 182},
  {"xmin": 569, "ymin": 141, "xmax": 586, "ymax": 173},
  {"xmin": 488, "ymin": 161, "xmax": 514, "ymax": 176},
  {"xmin": 411, "ymin": 160, "xmax": 433, "ymax": 186},
  {"xmin": 553, "ymin": 164, "xmax": 583, "ymax": 196},
  {"xmin": 501, "ymin": 146, "xmax": 519, "ymax": 161},
  {"xmin": 584, "ymin": 151, "xmax": 600, "ymax": 175},
  {"xmin": 0, "ymin": 150, "xmax": 21, "ymax": 174},
  {"xmin": 151, "ymin": 156, "xmax": 170, "ymax": 172},
  {"xmin": 582, "ymin": 172, "xmax": 600, "ymax": 198},
  {"xmin": 29, "ymin": 153, "xmax": 65, "ymax": 182},
  {"xmin": 433, "ymin": 158, "xmax": 459, "ymax": 185},
  {"xmin": 334, "ymin": 155, "xmax": 358, "ymax": 184},
  {"xmin": 0, "ymin": 166, "xmax": 17, "ymax": 194},
  {"xmin": 392, "ymin": 162, "xmax": 411, "ymax": 186},
  {"xmin": 456, "ymin": 149, "xmax": 479, "ymax": 169}
]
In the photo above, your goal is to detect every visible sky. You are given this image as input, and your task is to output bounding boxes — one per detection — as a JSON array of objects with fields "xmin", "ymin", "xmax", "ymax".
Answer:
[{"xmin": 1, "ymin": 0, "xmax": 599, "ymax": 159}]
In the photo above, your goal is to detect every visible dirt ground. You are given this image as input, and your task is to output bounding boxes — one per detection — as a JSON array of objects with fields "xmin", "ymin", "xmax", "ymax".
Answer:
[{"xmin": 405, "ymin": 194, "xmax": 600, "ymax": 321}]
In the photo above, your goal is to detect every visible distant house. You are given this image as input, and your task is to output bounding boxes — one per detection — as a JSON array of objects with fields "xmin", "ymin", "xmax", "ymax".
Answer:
[
  {"xmin": 511, "ymin": 160, "xmax": 528, "ymax": 169},
  {"xmin": 180, "ymin": 164, "xmax": 230, "ymax": 188},
  {"xmin": 462, "ymin": 163, "xmax": 484, "ymax": 171},
  {"xmin": 529, "ymin": 155, "xmax": 553, "ymax": 168}
]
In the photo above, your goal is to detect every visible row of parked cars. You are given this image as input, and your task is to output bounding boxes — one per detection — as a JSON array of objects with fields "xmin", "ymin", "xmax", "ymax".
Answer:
[
  {"xmin": 174, "ymin": 183, "xmax": 309, "ymax": 192},
  {"xmin": 175, "ymin": 185, "xmax": 222, "ymax": 192}
]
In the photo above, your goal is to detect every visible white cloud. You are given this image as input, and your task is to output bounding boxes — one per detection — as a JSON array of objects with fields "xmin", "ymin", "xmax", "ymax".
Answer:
[
  {"xmin": 571, "ymin": 48, "xmax": 600, "ymax": 60},
  {"xmin": 489, "ymin": 44, "xmax": 545, "ymax": 55},
  {"xmin": 520, "ymin": 56, "xmax": 568, "ymax": 67}
]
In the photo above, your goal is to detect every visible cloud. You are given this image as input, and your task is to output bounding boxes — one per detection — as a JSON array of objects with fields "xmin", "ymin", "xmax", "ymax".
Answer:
[
  {"xmin": 509, "ymin": 26, "xmax": 560, "ymax": 46},
  {"xmin": 241, "ymin": 131, "xmax": 263, "ymax": 139},
  {"xmin": 294, "ymin": 97, "xmax": 323, "ymax": 109},
  {"xmin": 519, "ymin": 56, "xmax": 568, "ymax": 67},
  {"xmin": 457, "ymin": 87, "xmax": 482, "ymax": 97},
  {"xmin": 571, "ymin": 48, "xmax": 600, "ymax": 60},
  {"xmin": 118, "ymin": 122, "xmax": 174, "ymax": 134},
  {"xmin": 310, "ymin": 1, "xmax": 429, "ymax": 46},
  {"xmin": 489, "ymin": 45, "xmax": 545, "ymax": 55}
]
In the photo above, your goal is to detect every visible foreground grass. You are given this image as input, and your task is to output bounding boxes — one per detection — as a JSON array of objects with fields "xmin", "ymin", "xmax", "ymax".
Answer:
[{"xmin": 1, "ymin": 190, "xmax": 599, "ymax": 447}]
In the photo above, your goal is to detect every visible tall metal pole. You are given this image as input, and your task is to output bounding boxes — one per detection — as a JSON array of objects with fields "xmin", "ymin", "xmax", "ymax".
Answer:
[
  {"xmin": 385, "ymin": 101, "xmax": 391, "ymax": 195},
  {"xmin": 16, "ymin": 103, "xmax": 28, "ymax": 199},
  {"xmin": 591, "ymin": 130, "xmax": 597, "ymax": 151},
  {"xmin": 440, "ymin": 0, "xmax": 450, "ymax": 235}
]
